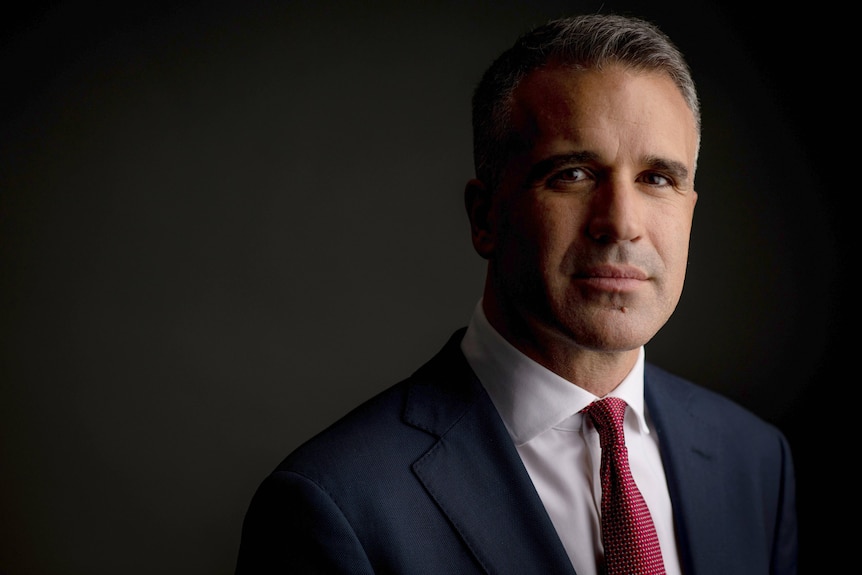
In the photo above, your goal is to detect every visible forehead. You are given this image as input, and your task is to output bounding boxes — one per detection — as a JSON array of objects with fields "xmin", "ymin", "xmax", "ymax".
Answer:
[{"xmin": 509, "ymin": 64, "xmax": 698, "ymax": 167}]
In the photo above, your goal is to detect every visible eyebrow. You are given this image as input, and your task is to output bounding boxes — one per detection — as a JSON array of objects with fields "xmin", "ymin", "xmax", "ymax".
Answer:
[
  {"xmin": 643, "ymin": 156, "xmax": 691, "ymax": 185},
  {"xmin": 523, "ymin": 152, "xmax": 691, "ymax": 187}
]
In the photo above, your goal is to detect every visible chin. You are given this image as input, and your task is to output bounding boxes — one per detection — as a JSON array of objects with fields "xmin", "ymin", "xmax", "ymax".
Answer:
[{"xmin": 562, "ymin": 308, "xmax": 659, "ymax": 352}]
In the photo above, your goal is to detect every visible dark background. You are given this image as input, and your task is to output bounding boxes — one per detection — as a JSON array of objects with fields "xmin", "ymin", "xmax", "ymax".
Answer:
[{"xmin": 0, "ymin": 1, "xmax": 846, "ymax": 573}]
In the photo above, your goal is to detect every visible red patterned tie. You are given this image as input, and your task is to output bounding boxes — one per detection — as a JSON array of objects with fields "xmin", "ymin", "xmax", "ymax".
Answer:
[{"xmin": 582, "ymin": 397, "xmax": 666, "ymax": 575}]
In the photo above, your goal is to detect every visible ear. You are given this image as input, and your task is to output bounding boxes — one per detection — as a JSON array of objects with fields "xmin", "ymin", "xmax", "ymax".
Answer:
[{"xmin": 465, "ymin": 178, "xmax": 495, "ymax": 259}]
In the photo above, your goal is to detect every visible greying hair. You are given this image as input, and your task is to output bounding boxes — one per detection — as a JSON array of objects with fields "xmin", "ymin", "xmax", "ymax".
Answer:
[{"xmin": 472, "ymin": 14, "xmax": 701, "ymax": 189}]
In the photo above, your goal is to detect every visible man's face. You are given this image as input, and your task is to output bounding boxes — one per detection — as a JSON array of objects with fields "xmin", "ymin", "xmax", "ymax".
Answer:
[{"xmin": 470, "ymin": 64, "xmax": 698, "ymax": 356}]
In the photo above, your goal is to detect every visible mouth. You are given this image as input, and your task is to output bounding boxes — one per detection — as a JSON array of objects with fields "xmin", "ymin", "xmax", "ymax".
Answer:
[{"xmin": 573, "ymin": 264, "xmax": 649, "ymax": 292}]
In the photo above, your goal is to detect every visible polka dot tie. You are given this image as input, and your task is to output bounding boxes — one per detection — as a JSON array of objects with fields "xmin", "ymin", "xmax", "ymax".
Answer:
[{"xmin": 582, "ymin": 397, "xmax": 666, "ymax": 575}]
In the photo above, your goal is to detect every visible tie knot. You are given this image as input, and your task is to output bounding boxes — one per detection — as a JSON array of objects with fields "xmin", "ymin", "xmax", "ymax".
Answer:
[{"xmin": 583, "ymin": 397, "xmax": 628, "ymax": 447}]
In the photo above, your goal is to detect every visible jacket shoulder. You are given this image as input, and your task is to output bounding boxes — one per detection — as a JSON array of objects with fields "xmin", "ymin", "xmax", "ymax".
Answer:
[{"xmin": 276, "ymin": 328, "xmax": 475, "ymax": 480}]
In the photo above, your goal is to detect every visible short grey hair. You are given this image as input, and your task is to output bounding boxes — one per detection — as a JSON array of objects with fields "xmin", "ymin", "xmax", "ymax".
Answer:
[{"xmin": 471, "ymin": 14, "xmax": 701, "ymax": 189}]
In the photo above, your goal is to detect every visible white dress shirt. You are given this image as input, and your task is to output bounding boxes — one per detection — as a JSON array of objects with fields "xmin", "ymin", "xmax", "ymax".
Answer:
[{"xmin": 460, "ymin": 301, "xmax": 681, "ymax": 575}]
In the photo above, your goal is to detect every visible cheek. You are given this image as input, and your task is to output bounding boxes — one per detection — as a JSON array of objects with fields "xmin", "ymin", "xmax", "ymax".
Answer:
[
  {"xmin": 527, "ymin": 212, "xmax": 585, "ymax": 281},
  {"xmin": 505, "ymin": 198, "xmax": 577, "ymax": 253},
  {"xmin": 535, "ymin": 196, "xmax": 586, "ymax": 242},
  {"xmin": 654, "ymin": 213, "xmax": 694, "ymax": 292}
]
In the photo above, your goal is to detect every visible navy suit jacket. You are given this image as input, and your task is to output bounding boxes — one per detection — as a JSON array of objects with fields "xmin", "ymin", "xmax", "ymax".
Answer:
[{"xmin": 236, "ymin": 329, "xmax": 797, "ymax": 574}]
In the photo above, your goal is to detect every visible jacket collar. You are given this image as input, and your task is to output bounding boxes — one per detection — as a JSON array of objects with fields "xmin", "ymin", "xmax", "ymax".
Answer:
[
  {"xmin": 403, "ymin": 329, "xmax": 577, "ymax": 575},
  {"xmin": 645, "ymin": 364, "xmax": 728, "ymax": 574}
]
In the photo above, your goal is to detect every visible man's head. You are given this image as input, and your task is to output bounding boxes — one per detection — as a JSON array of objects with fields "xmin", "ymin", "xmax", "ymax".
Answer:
[
  {"xmin": 472, "ymin": 14, "xmax": 700, "ymax": 191},
  {"xmin": 466, "ymin": 14, "xmax": 700, "ymax": 374}
]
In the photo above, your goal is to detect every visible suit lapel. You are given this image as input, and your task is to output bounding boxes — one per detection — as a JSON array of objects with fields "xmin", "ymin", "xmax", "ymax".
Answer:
[
  {"xmin": 645, "ymin": 365, "xmax": 731, "ymax": 575},
  {"xmin": 405, "ymin": 331, "xmax": 576, "ymax": 575}
]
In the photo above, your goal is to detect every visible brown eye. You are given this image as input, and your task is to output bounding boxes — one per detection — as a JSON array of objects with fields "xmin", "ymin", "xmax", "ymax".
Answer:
[
  {"xmin": 640, "ymin": 172, "xmax": 671, "ymax": 186},
  {"xmin": 549, "ymin": 167, "xmax": 589, "ymax": 186}
]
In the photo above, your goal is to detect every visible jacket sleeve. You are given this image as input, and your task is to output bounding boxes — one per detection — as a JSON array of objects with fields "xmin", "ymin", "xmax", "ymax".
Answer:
[{"xmin": 235, "ymin": 470, "xmax": 375, "ymax": 574}]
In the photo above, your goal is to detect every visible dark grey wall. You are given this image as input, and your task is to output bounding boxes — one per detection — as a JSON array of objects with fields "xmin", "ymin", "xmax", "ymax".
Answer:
[{"xmin": 0, "ymin": 2, "xmax": 845, "ymax": 573}]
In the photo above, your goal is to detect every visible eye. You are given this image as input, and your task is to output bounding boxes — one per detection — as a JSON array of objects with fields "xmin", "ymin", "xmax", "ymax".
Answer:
[
  {"xmin": 547, "ymin": 167, "xmax": 591, "ymax": 186},
  {"xmin": 639, "ymin": 172, "xmax": 672, "ymax": 187}
]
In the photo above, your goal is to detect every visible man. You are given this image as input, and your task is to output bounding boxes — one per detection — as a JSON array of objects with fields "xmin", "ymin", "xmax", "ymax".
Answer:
[{"xmin": 236, "ymin": 14, "xmax": 797, "ymax": 574}]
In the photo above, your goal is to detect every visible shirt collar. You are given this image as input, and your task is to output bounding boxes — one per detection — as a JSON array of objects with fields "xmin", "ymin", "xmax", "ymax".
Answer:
[{"xmin": 460, "ymin": 300, "xmax": 649, "ymax": 445}]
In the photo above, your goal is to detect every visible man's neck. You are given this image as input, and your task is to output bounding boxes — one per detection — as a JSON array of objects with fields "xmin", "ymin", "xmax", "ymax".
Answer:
[{"xmin": 483, "ymin": 300, "xmax": 641, "ymax": 397}]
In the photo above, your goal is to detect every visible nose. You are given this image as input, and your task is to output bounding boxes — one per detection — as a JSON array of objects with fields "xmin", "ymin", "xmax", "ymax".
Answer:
[{"xmin": 585, "ymin": 177, "xmax": 644, "ymax": 244}]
